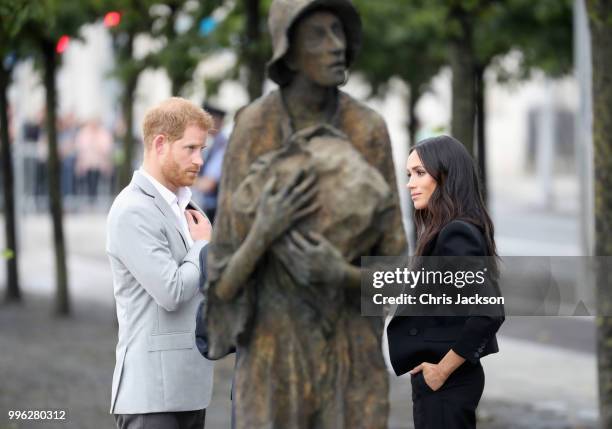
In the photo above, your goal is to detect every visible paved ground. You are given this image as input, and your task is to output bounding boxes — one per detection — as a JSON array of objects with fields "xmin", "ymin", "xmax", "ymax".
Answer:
[
  {"xmin": 0, "ymin": 295, "xmax": 234, "ymax": 429},
  {"xmin": 0, "ymin": 296, "xmax": 598, "ymax": 429},
  {"xmin": 0, "ymin": 209, "xmax": 600, "ymax": 428}
]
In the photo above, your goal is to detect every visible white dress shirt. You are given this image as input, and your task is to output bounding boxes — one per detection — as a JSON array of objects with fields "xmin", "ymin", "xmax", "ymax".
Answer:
[{"xmin": 139, "ymin": 167, "xmax": 194, "ymax": 247}]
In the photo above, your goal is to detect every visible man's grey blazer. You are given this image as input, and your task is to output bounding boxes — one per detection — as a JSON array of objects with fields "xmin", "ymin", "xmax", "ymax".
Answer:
[{"xmin": 106, "ymin": 171, "xmax": 214, "ymax": 414}]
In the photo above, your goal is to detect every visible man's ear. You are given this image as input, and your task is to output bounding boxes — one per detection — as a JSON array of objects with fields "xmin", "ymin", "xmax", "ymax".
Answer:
[{"xmin": 153, "ymin": 134, "xmax": 166, "ymax": 155}]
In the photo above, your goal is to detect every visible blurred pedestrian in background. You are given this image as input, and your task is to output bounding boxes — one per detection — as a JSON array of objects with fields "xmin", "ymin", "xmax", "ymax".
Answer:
[
  {"xmin": 194, "ymin": 103, "xmax": 228, "ymax": 223},
  {"xmin": 58, "ymin": 112, "xmax": 78, "ymax": 201},
  {"xmin": 75, "ymin": 118, "xmax": 113, "ymax": 205}
]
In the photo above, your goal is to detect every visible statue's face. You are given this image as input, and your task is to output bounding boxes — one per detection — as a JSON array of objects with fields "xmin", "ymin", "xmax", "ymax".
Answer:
[{"xmin": 286, "ymin": 10, "xmax": 347, "ymax": 87}]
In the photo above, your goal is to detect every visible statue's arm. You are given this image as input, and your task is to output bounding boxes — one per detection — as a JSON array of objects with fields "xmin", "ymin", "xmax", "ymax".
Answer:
[
  {"xmin": 342, "ymin": 263, "xmax": 362, "ymax": 288},
  {"xmin": 207, "ymin": 107, "xmax": 264, "ymax": 302},
  {"xmin": 213, "ymin": 169, "xmax": 320, "ymax": 302},
  {"xmin": 213, "ymin": 222, "xmax": 271, "ymax": 301}
]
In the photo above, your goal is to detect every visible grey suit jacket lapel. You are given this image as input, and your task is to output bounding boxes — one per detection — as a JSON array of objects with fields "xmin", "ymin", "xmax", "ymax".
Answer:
[
  {"xmin": 187, "ymin": 199, "xmax": 206, "ymax": 216},
  {"xmin": 131, "ymin": 171, "xmax": 190, "ymax": 250}
]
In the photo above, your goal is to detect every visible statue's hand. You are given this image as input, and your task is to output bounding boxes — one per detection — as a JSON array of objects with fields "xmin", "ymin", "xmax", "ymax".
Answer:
[
  {"xmin": 252, "ymin": 168, "xmax": 319, "ymax": 246},
  {"xmin": 273, "ymin": 230, "xmax": 346, "ymax": 286}
]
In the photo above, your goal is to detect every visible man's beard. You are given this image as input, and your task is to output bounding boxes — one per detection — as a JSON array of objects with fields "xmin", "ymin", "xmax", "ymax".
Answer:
[{"xmin": 162, "ymin": 157, "xmax": 196, "ymax": 188}]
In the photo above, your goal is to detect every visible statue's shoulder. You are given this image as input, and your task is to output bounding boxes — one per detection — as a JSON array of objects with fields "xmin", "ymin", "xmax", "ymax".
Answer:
[
  {"xmin": 338, "ymin": 91, "xmax": 388, "ymax": 133},
  {"xmin": 233, "ymin": 90, "xmax": 283, "ymax": 129}
]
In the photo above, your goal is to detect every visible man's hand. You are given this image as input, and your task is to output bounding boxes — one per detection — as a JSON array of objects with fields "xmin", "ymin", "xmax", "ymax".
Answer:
[
  {"xmin": 273, "ymin": 230, "xmax": 346, "ymax": 286},
  {"xmin": 410, "ymin": 362, "xmax": 449, "ymax": 392},
  {"xmin": 185, "ymin": 209, "xmax": 212, "ymax": 242}
]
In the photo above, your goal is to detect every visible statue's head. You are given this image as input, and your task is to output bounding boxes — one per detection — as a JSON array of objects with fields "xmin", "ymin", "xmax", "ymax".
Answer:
[{"xmin": 267, "ymin": 0, "xmax": 362, "ymax": 87}]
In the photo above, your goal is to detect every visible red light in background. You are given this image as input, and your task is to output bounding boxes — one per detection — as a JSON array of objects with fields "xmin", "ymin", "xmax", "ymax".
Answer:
[
  {"xmin": 56, "ymin": 35, "xmax": 70, "ymax": 53},
  {"xmin": 104, "ymin": 11, "xmax": 121, "ymax": 27}
]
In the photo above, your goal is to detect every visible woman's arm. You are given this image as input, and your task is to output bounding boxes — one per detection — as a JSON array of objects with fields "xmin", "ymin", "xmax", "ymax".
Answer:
[
  {"xmin": 410, "ymin": 349, "xmax": 466, "ymax": 391},
  {"xmin": 438, "ymin": 349, "xmax": 466, "ymax": 376},
  {"xmin": 434, "ymin": 220, "xmax": 505, "ymax": 364},
  {"xmin": 409, "ymin": 220, "xmax": 504, "ymax": 390}
]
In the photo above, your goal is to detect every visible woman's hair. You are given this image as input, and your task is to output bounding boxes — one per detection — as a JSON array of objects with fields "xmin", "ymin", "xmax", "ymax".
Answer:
[{"xmin": 411, "ymin": 135, "xmax": 498, "ymax": 261}]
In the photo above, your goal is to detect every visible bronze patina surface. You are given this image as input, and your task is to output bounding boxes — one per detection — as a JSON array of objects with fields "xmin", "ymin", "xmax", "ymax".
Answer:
[{"xmin": 203, "ymin": 1, "xmax": 407, "ymax": 427}]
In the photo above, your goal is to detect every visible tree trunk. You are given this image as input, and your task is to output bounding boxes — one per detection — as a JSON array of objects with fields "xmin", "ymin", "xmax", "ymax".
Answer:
[
  {"xmin": 0, "ymin": 64, "xmax": 20, "ymax": 303},
  {"xmin": 449, "ymin": 6, "xmax": 476, "ymax": 156},
  {"xmin": 244, "ymin": 0, "xmax": 265, "ymax": 101},
  {"xmin": 407, "ymin": 83, "xmax": 421, "ymax": 246},
  {"xmin": 117, "ymin": 31, "xmax": 138, "ymax": 192},
  {"xmin": 171, "ymin": 78, "xmax": 181, "ymax": 98},
  {"xmin": 118, "ymin": 74, "xmax": 138, "ymax": 191},
  {"xmin": 407, "ymin": 83, "xmax": 419, "ymax": 148},
  {"xmin": 167, "ymin": 5, "xmax": 182, "ymax": 97},
  {"xmin": 475, "ymin": 64, "xmax": 487, "ymax": 206},
  {"xmin": 588, "ymin": 0, "xmax": 612, "ymax": 425},
  {"xmin": 42, "ymin": 39, "xmax": 70, "ymax": 316},
  {"xmin": 407, "ymin": 82, "xmax": 421, "ymax": 243}
]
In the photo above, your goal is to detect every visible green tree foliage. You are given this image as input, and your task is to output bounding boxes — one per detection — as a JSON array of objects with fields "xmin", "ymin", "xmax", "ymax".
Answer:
[
  {"xmin": 241, "ymin": 0, "xmax": 270, "ymax": 101},
  {"xmin": 203, "ymin": 0, "xmax": 272, "ymax": 102},
  {"xmin": 352, "ymin": 0, "xmax": 572, "ymax": 201},
  {"xmin": 353, "ymin": 0, "xmax": 447, "ymax": 147},
  {"xmin": 97, "ymin": 0, "xmax": 225, "ymax": 190},
  {"xmin": 440, "ymin": 0, "xmax": 572, "ymax": 158},
  {"xmin": 144, "ymin": 0, "xmax": 224, "ymax": 96},
  {"xmin": 97, "ymin": 0, "xmax": 158, "ymax": 191},
  {"xmin": 467, "ymin": 0, "xmax": 572, "ymax": 198},
  {"xmin": 1, "ymin": 0, "xmax": 99, "ymax": 315}
]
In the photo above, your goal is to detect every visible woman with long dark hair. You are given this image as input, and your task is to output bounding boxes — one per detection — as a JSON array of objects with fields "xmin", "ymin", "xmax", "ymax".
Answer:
[{"xmin": 386, "ymin": 135, "xmax": 504, "ymax": 428}]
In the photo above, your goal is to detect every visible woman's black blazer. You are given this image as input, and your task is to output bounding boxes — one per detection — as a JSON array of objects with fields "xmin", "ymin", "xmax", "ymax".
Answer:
[{"xmin": 386, "ymin": 219, "xmax": 504, "ymax": 376}]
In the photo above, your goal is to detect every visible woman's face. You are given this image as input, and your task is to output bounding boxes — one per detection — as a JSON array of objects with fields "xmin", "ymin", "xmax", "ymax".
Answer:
[
  {"xmin": 286, "ymin": 10, "xmax": 347, "ymax": 87},
  {"xmin": 406, "ymin": 150, "xmax": 437, "ymax": 210}
]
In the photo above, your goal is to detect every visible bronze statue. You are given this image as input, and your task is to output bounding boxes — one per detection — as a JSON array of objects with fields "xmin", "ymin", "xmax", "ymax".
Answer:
[{"xmin": 203, "ymin": 0, "xmax": 407, "ymax": 427}]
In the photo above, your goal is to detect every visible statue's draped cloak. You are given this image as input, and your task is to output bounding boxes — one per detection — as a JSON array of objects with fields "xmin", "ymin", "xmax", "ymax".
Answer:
[{"xmin": 204, "ymin": 89, "xmax": 407, "ymax": 428}]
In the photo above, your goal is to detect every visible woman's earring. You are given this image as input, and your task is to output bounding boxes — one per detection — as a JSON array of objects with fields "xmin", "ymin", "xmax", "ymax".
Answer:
[{"xmin": 340, "ymin": 70, "xmax": 349, "ymax": 87}]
